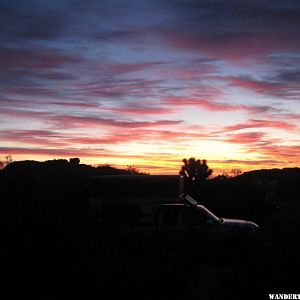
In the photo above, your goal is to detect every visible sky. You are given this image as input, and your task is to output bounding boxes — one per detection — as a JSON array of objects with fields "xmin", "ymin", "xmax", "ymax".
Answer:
[{"xmin": 1, "ymin": 0, "xmax": 300, "ymax": 174}]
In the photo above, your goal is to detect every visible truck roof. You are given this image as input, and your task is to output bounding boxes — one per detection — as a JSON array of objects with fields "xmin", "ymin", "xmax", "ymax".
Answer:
[{"xmin": 160, "ymin": 203, "xmax": 221, "ymax": 223}]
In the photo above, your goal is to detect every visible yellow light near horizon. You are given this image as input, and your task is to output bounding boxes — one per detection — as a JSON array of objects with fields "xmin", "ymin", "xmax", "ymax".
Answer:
[
  {"xmin": 5, "ymin": 135, "xmax": 299, "ymax": 176},
  {"xmin": 178, "ymin": 139, "xmax": 246, "ymax": 160}
]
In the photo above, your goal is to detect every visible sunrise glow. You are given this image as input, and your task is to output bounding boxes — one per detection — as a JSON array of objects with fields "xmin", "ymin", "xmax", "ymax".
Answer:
[{"xmin": 1, "ymin": 1, "xmax": 300, "ymax": 174}]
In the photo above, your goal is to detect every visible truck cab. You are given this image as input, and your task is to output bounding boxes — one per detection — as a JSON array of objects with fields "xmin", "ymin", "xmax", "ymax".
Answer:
[{"xmin": 157, "ymin": 201, "xmax": 259, "ymax": 244}]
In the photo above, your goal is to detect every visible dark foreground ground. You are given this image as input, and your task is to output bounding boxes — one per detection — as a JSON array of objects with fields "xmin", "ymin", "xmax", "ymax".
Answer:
[{"xmin": 2, "ymin": 199, "xmax": 300, "ymax": 300}]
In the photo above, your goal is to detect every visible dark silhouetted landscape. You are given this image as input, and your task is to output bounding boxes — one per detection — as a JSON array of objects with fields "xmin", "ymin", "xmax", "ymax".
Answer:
[{"xmin": 1, "ymin": 159, "xmax": 300, "ymax": 299}]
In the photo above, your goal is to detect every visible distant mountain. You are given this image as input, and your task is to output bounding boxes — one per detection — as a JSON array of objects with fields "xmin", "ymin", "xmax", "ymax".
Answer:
[
  {"xmin": 234, "ymin": 167, "xmax": 300, "ymax": 182},
  {"xmin": 2, "ymin": 159, "xmax": 132, "ymax": 178},
  {"xmin": 198, "ymin": 167, "xmax": 300, "ymax": 221}
]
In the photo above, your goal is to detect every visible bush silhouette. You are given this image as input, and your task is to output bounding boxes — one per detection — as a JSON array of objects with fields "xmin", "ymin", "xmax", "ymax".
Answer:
[{"xmin": 69, "ymin": 157, "xmax": 80, "ymax": 164}]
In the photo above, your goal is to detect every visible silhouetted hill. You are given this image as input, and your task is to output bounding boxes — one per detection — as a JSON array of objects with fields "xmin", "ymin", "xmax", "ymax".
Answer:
[
  {"xmin": 1, "ymin": 159, "xmax": 133, "ymax": 194},
  {"xmin": 234, "ymin": 167, "xmax": 300, "ymax": 182},
  {"xmin": 197, "ymin": 167, "xmax": 300, "ymax": 221},
  {"xmin": 233, "ymin": 167, "xmax": 300, "ymax": 201},
  {"xmin": 3, "ymin": 159, "xmax": 132, "ymax": 178}
]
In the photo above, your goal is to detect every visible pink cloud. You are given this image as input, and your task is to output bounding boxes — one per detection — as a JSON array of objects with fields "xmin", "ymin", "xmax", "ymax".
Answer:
[
  {"xmin": 215, "ymin": 75, "xmax": 300, "ymax": 100},
  {"xmin": 164, "ymin": 97, "xmax": 235, "ymax": 111},
  {"xmin": 226, "ymin": 132, "xmax": 266, "ymax": 144},
  {"xmin": 52, "ymin": 115, "xmax": 182, "ymax": 129},
  {"xmin": 75, "ymin": 78, "xmax": 162, "ymax": 99},
  {"xmin": 272, "ymin": 113, "xmax": 300, "ymax": 121},
  {"xmin": 0, "ymin": 108, "xmax": 182, "ymax": 129},
  {"xmin": 103, "ymin": 105, "xmax": 175, "ymax": 115},
  {"xmin": 0, "ymin": 127, "xmax": 212, "ymax": 152},
  {"xmin": 66, "ymin": 134, "xmax": 139, "ymax": 145},
  {"xmin": 105, "ymin": 61, "xmax": 164, "ymax": 74},
  {"xmin": 226, "ymin": 76, "xmax": 284, "ymax": 93},
  {"xmin": 49, "ymin": 101, "xmax": 100, "ymax": 109},
  {"xmin": 157, "ymin": 62, "xmax": 217, "ymax": 80},
  {"xmin": 0, "ymin": 108, "xmax": 52, "ymax": 119},
  {"xmin": 66, "ymin": 128, "xmax": 210, "ymax": 146},
  {"xmin": 0, "ymin": 130, "xmax": 70, "ymax": 147},
  {"xmin": 0, "ymin": 147, "xmax": 103, "ymax": 158},
  {"xmin": 163, "ymin": 97, "xmax": 273, "ymax": 113},
  {"xmin": 259, "ymin": 144, "xmax": 300, "ymax": 159},
  {"xmin": 224, "ymin": 119, "xmax": 296, "ymax": 132},
  {"xmin": 2, "ymin": 86, "xmax": 60, "ymax": 97}
]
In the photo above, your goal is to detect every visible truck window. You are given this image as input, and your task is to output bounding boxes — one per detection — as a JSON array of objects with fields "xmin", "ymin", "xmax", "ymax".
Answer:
[{"xmin": 182, "ymin": 207, "xmax": 208, "ymax": 226}]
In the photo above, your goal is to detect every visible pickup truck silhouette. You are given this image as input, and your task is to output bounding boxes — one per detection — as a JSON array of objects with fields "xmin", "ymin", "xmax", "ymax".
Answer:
[
  {"xmin": 89, "ymin": 176, "xmax": 259, "ymax": 246},
  {"xmin": 156, "ymin": 202, "xmax": 259, "ymax": 242},
  {"xmin": 102, "ymin": 195, "xmax": 259, "ymax": 247}
]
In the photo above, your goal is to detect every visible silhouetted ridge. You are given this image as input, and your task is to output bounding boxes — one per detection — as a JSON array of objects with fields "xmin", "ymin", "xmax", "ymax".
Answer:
[
  {"xmin": 195, "ymin": 167, "xmax": 300, "ymax": 221},
  {"xmin": 234, "ymin": 167, "xmax": 300, "ymax": 181},
  {"xmin": 2, "ymin": 159, "xmax": 132, "ymax": 178}
]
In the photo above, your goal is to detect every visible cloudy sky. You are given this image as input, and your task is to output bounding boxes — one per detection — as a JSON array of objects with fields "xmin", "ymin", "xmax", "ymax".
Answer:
[{"xmin": 1, "ymin": 0, "xmax": 300, "ymax": 174}]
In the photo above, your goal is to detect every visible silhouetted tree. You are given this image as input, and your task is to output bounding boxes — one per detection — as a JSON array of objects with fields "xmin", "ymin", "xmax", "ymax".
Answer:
[
  {"xmin": 0, "ymin": 154, "xmax": 13, "ymax": 169},
  {"xmin": 126, "ymin": 165, "xmax": 139, "ymax": 174},
  {"xmin": 69, "ymin": 157, "xmax": 80, "ymax": 164},
  {"xmin": 215, "ymin": 172, "xmax": 230, "ymax": 180},
  {"xmin": 126, "ymin": 165, "xmax": 147, "ymax": 175},
  {"xmin": 231, "ymin": 169, "xmax": 242, "ymax": 177},
  {"xmin": 180, "ymin": 157, "xmax": 212, "ymax": 181},
  {"xmin": 5, "ymin": 154, "xmax": 13, "ymax": 165},
  {"xmin": 180, "ymin": 157, "xmax": 213, "ymax": 199}
]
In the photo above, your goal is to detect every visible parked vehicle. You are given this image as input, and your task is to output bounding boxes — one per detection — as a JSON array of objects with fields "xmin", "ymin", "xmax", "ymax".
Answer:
[
  {"xmin": 101, "ymin": 195, "xmax": 259, "ymax": 247},
  {"xmin": 89, "ymin": 175, "xmax": 259, "ymax": 246},
  {"xmin": 156, "ymin": 200, "xmax": 259, "ymax": 243}
]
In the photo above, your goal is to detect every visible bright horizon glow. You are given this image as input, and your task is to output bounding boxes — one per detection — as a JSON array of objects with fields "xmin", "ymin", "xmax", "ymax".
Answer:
[{"xmin": 1, "ymin": 0, "xmax": 300, "ymax": 175}]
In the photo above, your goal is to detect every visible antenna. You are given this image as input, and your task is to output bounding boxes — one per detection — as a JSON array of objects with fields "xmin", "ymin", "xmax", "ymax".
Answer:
[
  {"xmin": 179, "ymin": 175, "xmax": 184, "ymax": 201},
  {"xmin": 185, "ymin": 194, "xmax": 198, "ymax": 206}
]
